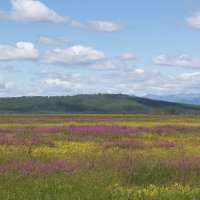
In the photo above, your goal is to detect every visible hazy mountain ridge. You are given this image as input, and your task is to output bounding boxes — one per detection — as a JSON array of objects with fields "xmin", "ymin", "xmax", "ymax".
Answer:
[{"xmin": 145, "ymin": 93, "xmax": 200, "ymax": 105}]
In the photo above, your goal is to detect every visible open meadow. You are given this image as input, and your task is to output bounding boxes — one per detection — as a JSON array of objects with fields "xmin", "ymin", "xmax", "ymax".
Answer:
[{"xmin": 1, "ymin": 114, "xmax": 200, "ymax": 200}]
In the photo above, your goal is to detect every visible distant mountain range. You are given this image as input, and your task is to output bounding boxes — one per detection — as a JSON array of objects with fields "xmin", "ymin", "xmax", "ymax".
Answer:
[
  {"xmin": 0, "ymin": 94, "xmax": 199, "ymax": 114},
  {"xmin": 144, "ymin": 93, "xmax": 200, "ymax": 105}
]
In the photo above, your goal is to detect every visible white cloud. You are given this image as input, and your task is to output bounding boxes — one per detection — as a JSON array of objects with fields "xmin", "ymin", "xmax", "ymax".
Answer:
[
  {"xmin": 179, "ymin": 72, "xmax": 200, "ymax": 81},
  {"xmin": 88, "ymin": 61, "xmax": 123, "ymax": 70},
  {"xmin": 186, "ymin": 10, "xmax": 200, "ymax": 29},
  {"xmin": 4, "ymin": 66, "xmax": 200, "ymax": 96},
  {"xmin": 0, "ymin": 0, "xmax": 85, "ymax": 28},
  {"xmin": 90, "ymin": 20, "xmax": 122, "ymax": 32},
  {"xmin": 87, "ymin": 60, "xmax": 134, "ymax": 70},
  {"xmin": 0, "ymin": 1, "xmax": 125, "ymax": 32},
  {"xmin": 135, "ymin": 68, "xmax": 144, "ymax": 74},
  {"xmin": 67, "ymin": 19, "xmax": 86, "ymax": 29},
  {"xmin": 33, "ymin": 70, "xmax": 88, "ymax": 84},
  {"xmin": 0, "ymin": 42, "xmax": 39, "ymax": 60},
  {"xmin": 43, "ymin": 78, "xmax": 81, "ymax": 95},
  {"xmin": 38, "ymin": 36, "xmax": 71, "ymax": 46},
  {"xmin": 2, "ymin": 0, "xmax": 67, "ymax": 23},
  {"xmin": 38, "ymin": 36, "xmax": 61, "ymax": 45},
  {"xmin": 3, "ymin": 71, "xmax": 84, "ymax": 96},
  {"xmin": 152, "ymin": 54, "xmax": 200, "ymax": 68},
  {"xmin": 32, "ymin": 70, "xmax": 200, "ymax": 96},
  {"xmin": 117, "ymin": 52, "xmax": 135, "ymax": 61},
  {"xmin": 95, "ymin": 69, "xmax": 200, "ymax": 95},
  {"xmin": 42, "ymin": 45, "xmax": 105, "ymax": 65},
  {"xmin": 45, "ymin": 79, "xmax": 72, "ymax": 88}
]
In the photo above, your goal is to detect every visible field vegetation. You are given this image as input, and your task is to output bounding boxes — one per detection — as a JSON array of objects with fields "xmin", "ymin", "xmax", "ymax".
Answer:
[{"xmin": 1, "ymin": 114, "xmax": 200, "ymax": 199}]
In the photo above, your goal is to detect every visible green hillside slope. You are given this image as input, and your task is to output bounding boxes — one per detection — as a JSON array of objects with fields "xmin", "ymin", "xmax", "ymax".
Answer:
[{"xmin": 0, "ymin": 94, "xmax": 199, "ymax": 114}]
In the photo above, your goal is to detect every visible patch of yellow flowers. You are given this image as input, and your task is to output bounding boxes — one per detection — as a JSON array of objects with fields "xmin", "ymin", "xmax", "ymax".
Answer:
[
  {"xmin": 32, "ymin": 141, "xmax": 98, "ymax": 157},
  {"xmin": 108, "ymin": 183, "xmax": 200, "ymax": 199}
]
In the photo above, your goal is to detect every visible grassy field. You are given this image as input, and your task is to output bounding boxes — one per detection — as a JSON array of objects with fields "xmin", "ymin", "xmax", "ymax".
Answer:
[{"xmin": 1, "ymin": 114, "xmax": 200, "ymax": 200}]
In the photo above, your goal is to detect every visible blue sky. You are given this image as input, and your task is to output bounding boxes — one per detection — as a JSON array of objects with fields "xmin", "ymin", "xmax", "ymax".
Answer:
[{"xmin": 0, "ymin": 0, "xmax": 200, "ymax": 96}]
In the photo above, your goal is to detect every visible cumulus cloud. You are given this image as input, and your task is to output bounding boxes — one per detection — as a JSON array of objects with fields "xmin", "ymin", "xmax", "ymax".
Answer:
[
  {"xmin": 117, "ymin": 52, "xmax": 135, "ymax": 61},
  {"xmin": 151, "ymin": 54, "xmax": 200, "ymax": 68},
  {"xmin": 42, "ymin": 45, "xmax": 105, "ymax": 65},
  {"xmin": 0, "ymin": 0, "xmax": 85, "ymax": 28},
  {"xmin": 1, "ymin": 0, "xmax": 67, "ymax": 23},
  {"xmin": 186, "ymin": 10, "xmax": 200, "ymax": 29},
  {"xmin": 90, "ymin": 20, "xmax": 122, "ymax": 32},
  {"xmin": 0, "ymin": 42, "xmax": 39, "ymax": 60},
  {"xmin": 0, "ymin": 1, "xmax": 126, "ymax": 32}
]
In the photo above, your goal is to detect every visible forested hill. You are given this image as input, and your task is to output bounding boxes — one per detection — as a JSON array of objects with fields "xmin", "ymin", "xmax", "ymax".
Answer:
[{"xmin": 0, "ymin": 94, "xmax": 200, "ymax": 114}]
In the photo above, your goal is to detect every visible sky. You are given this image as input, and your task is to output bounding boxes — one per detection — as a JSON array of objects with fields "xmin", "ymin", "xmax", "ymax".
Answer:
[{"xmin": 0, "ymin": 0, "xmax": 200, "ymax": 97}]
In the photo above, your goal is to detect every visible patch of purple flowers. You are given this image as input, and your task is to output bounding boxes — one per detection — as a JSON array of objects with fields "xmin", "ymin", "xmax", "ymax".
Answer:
[
  {"xmin": 0, "ymin": 136, "xmax": 54, "ymax": 146},
  {"xmin": 0, "ymin": 159, "xmax": 76, "ymax": 172},
  {"xmin": 0, "ymin": 125, "xmax": 200, "ymax": 136}
]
